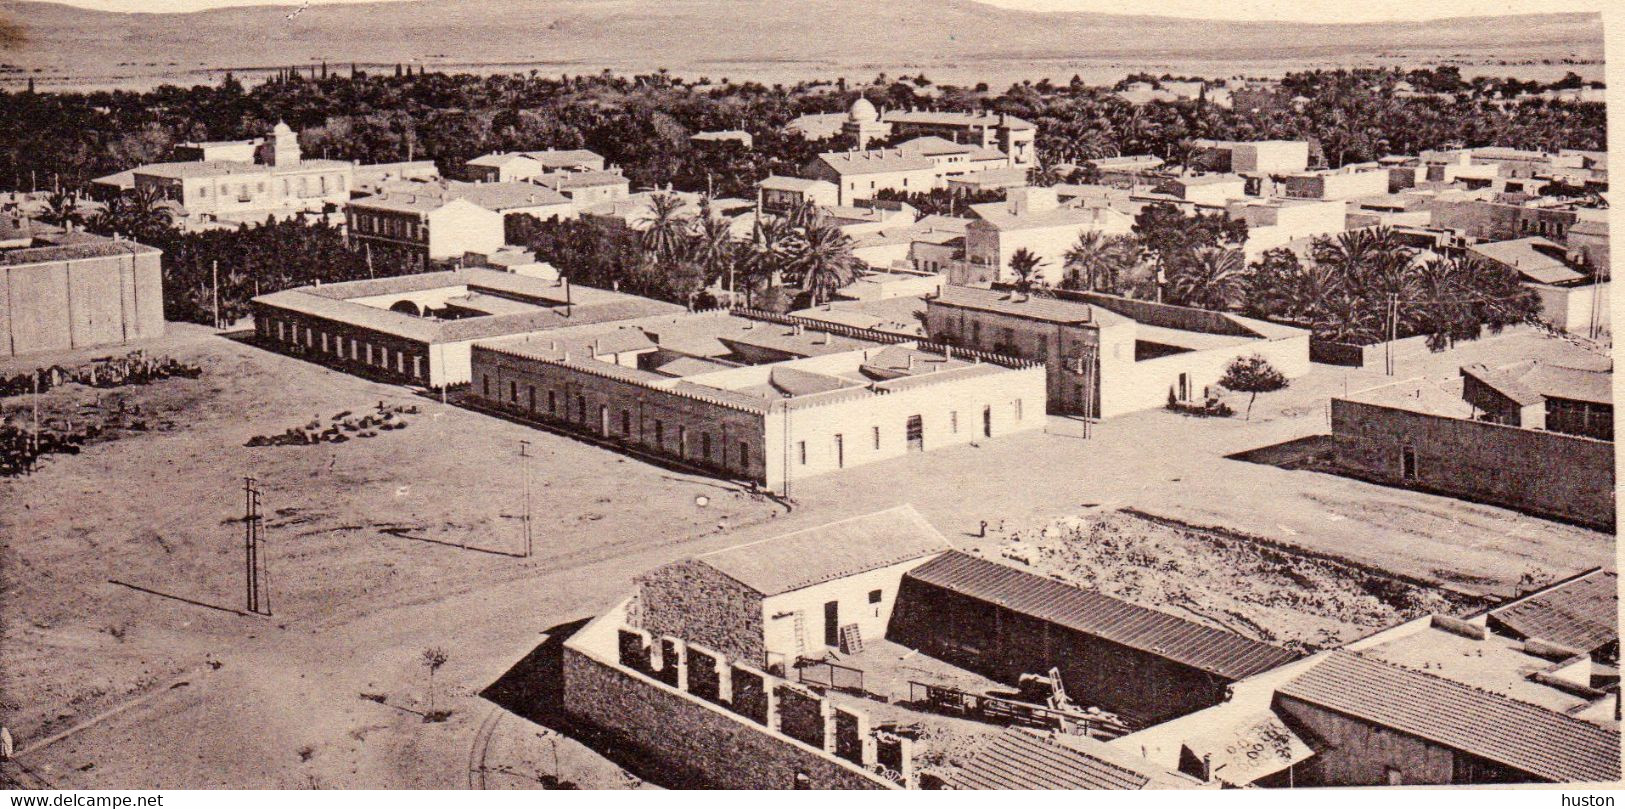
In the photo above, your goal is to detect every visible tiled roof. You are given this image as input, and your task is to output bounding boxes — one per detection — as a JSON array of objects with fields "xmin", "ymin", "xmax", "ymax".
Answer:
[
  {"xmin": 906, "ymin": 552, "xmax": 1299, "ymax": 680},
  {"xmin": 951, "ymin": 729, "xmax": 1177, "ymax": 790},
  {"xmin": 759, "ymin": 175, "xmax": 835, "ymax": 192},
  {"xmin": 533, "ymin": 170, "xmax": 628, "ymax": 190},
  {"xmin": 695, "ymin": 505, "xmax": 951, "ymax": 596},
  {"xmin": 1464, "ymin": 360, "xmax": 1613, "ymax": 406},
  {"xmin": 1488, "ymin": 569, "xmax": 1618, "ymax": 653},
  {"xmin": 928, "ymin": 285, "xmax": 1129, "ymax": 327},
  {"xmin": 1277, "ymin": 651, "xmax": 1621, "ymax": 784},
  {"xmin": 348, "ymin": 181, "xmax": 570, "ymax": 214},
  {"xmin": 466, "ymin": 152, "xmax": 536, "ymax": 168}
]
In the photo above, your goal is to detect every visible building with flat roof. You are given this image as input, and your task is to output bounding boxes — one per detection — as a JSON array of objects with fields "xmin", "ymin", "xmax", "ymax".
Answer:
[
  {"xmin": 1191, "ymin": 140, "xmax": 1310, "ymax": 175},
  {"xmin": 0, "ymin": 230, "xmax": 164, "ymax": 357},
  {"xmin": 345, "ymin": 180, "xmax": 575, "ymax": 264},
  {"xmin": 464, "ymin": 149, "xmax": 606, "ymax": 182},
  {"xmin": 954, "ymin": 188, "xmax": 1133, "ymax": 287},
  {"xmin": 884, "ymin": 109, "xmax": 1036, "ymax": 168},
  {"xmin": 924, "ymin": 285, "xmax": 1310, "ymax": 418},
  {"xmin": 466, "ymin": 310, "xmax": 1045, "ymax": 492},
  {"xmin": 690, "ymin": 130, "xmax": 754, "ymax": 149},
  {"xmin": 529, "ymin": 169, "xmax": 631, "ymax": 206},
  {"xmin": 635, "ymin": 504, "xmax": 951, "ymax": 668},
  {"xmin": 249, "ymin": 268, "xmax": 681, "ymax": 387},
  {"xmin": 758, "ymin": 176, "xmax": 840, "ymax": 213}
]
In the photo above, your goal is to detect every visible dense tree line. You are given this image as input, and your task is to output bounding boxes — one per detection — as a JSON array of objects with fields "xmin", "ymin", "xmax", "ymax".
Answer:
[
  {"xmin": 0, "ymin": 66, "xmax": 1604, "ymax": 197},
  {"xmin": 1051, "ymin": 215, "xmax": 1541, "ymax": 350}
]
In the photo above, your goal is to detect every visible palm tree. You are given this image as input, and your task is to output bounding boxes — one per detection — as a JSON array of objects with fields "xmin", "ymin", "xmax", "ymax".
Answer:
[
  {"xmin": 740, "ymin": 215, "xmax": 795, "ymax": 306},
  {"xmin": 787, "ymin": 219, "xmax": 862, "ymax": 306},
  {"xmin": 1165, "ymin": 247, "xmax": 1246, "ymax": 310},
  {"xmin": 688, "ymin": 200, "xmax": 738, "ymax": 300},
  {"xmin": 41, "ymin": 190, "xmax": 81, "ymax": 229},
  {"xmin": 1007, "ymin": 248, "xmax": 1045, "ymax": 300},
  {"xmin": 1062, "ymin": 231, "xmax": 1137, "ymax": 294},
  {"xmin": 636, "ymin": 192, "xmax": 691, "ymax": 263}
]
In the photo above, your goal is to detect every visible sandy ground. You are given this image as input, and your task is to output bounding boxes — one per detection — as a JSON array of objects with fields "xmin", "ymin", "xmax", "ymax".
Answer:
[{"xmin": 0, "ymin": 323, "xmax": 1611, "ymax": 788}]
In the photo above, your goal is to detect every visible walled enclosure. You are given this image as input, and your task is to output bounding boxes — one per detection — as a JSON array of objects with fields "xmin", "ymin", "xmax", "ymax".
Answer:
[
  {"xmin": 561, "ymin": 605, "xmax": 901, "ymax": 789},
  {"xmin": 1330, "ymin": 398, "xmax": 1615, "ymax": 530},
  {"xmin": 2, "ymin": 244, "xmax": 165, "ymax": 357}
]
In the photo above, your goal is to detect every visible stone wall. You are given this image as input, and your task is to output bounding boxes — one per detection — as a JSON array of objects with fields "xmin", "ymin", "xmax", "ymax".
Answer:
[
  {"xmin": 636, "ymin": 559, "xmax": 766, "ymax": 665},
  {"xmin": 1330, "ymin": 398, "xmax": 1615, "ymax": 530},
  {"xmin": 562, "ymin": 618, "xmax": 901, "ymax": 789}
]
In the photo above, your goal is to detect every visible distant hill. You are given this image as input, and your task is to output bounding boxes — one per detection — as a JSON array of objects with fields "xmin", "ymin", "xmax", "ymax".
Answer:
[{"xmin": 0, "ymin": 0, "xmax": 1605, "ymax": 88}]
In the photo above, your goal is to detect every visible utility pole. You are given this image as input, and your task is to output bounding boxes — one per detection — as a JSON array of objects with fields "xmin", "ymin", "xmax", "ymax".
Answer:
[
  {"xmin": 519, "ymin": 440, "xmax": 533, "ymax": 558},
  {"xmin": 212, "ymin": 260, "xmax": 220, "ymax": 331},
  {"xmin": 243, "ymin": 477, "xmax": 266, "ymax": 615}
]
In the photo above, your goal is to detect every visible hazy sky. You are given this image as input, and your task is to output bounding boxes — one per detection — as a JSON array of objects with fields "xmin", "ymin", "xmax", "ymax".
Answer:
[{"xmin": 38, "ymin": 0, "xmax": 1610, "ymax": 22}]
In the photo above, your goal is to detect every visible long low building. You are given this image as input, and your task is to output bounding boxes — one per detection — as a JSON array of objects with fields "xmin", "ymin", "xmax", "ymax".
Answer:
[
  {"xmin": 249, "ymin": 269, "xmax": 682, "ymax": 387},
  {"xmin": 466, "ymin": 310, "xmax": 1046, "ymax": 491}
]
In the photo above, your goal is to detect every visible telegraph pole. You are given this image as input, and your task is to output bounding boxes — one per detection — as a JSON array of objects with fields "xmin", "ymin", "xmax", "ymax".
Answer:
[
  {"xmin": 212, "ymin": 260, "xmax": 221, "ymax": 331},
  {"xmin": 519, "ymin": 440, "xmax": 533, "ymax": 558},
  {"xmin": 243, "ymin": 477, "xmax": 266, "ymax": 615}
]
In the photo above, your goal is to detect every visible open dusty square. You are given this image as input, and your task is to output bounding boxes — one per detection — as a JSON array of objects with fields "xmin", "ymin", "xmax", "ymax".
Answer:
[{"xmin": 0, "ymin": 323, "xmax": 1611, "ymax": 788}]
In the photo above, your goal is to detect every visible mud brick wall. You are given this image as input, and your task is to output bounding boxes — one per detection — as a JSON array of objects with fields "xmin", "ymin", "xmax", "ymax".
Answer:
[
  {"xmin": 561, "ymin": 643, "xmax": 893, "ymax": 789},
  {"xmin": 833, "ymin": 708, "xmax": 863, "ymax": 765},
  {"xmin": 1331, "ymin": 398, "xmax": 1615, "ymax": 530},
  {"xmin": 636, "ymin": 560, "xmax": 766, "ymax": 664}
]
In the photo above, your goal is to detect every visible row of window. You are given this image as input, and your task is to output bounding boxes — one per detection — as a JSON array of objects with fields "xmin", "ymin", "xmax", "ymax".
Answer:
[
  {"xmin": 790, "ymin": 403, "xmax": 1014, "ymax": 469},
  {"xmin": 352, "ymin": 212, "xmax": 425, "ymax": 241},
  {"xmin": 480, "ymin": 373, "xmax": 753, "ymax": 470},
  {"xmin": 264, "ymin": 317, "xmax": 424, "ymax": 380},
  {"xmin": 194, "ymin": 173, "xmax": 343, "ymax": 202}
]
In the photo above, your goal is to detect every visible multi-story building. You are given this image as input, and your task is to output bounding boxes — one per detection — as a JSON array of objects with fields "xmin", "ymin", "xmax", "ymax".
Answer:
[
  {"xmin": 345, "ymin": 181, "xmax": 574, "ymax": 264},
  {"xmin": 884, "ymin": 109, "xmax": 1036, "ymax": 168},
  {"xmin": 954, "ymin": 188, "xmax": 1133, "ymax": 286},
  {"xmin": 127, "ymin": 122, "xmax": 353, "ymax": 225},
  {"xmin": 464, "ymin": 149, "xmax": 606, "ymax": 182},
  {"xmin": 1191, "ymin": 140, "xmax": 1310, "ymax": 175}
]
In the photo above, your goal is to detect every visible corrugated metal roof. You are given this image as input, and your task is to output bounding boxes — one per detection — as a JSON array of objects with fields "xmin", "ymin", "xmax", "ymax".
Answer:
[
  {"xmin": 951, "ymin": 728, "xmax": 1175, "ymax": 789},
  {"xmin": 696, "ymin": 505, "xmax": 950, "ymax": 596},
  {"xmin": 1488, "ymin": 569, "xmax": 1618, "ymax": 653},
  {"xmin": 905, "ymin": 552, "xmax": 1299, "ymax": 680},
  {"xmin": 1277, "ymin": 651, "xmax": 1621, "ymax": 784}
]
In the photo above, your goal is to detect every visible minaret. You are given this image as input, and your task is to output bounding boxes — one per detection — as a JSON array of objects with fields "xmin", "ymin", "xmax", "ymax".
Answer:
[{"xmin": 842, "ymin": 97, "xmax": 887, "ymax": 151}]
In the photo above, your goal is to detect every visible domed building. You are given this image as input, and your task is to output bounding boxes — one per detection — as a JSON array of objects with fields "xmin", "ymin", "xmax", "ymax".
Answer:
[{"xmin": 842, "ymin": 96, "xmax": 890, "ymax": 150}]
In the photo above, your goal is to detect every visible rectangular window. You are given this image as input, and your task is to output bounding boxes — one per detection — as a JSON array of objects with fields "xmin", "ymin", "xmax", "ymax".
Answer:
[
  {"xmin": 509, "ymin": 381, "xmax": 518, "ymax": 403},
  {"xmin": 868, "ymin": 589, "xmax": 882, "ymax": 604},
  {"xmin": 482, "ymin": 375, "xmax": 490, "ymax": 397},
  {"xmin": 548, "ymin": 390, "xmax": 557, "ymax": 414},
  {"xmin": 872, "ymin": 426, "xmax": 881, "ymax": 450},
  {"xmin": 654, "ymin": 420, "xmax": 664, "ymax": 446},
  {"xmin": 798, "ymin": 441, "xmax": 807, "ymax": 465},
  {"xmin": 702, "ymin": 432, "xmax": 712, "ymax": 460},
  {"xmin": 739, "ymin": 442, "xmax": 749, "ymax": 467},
  {"xmin": 528, "ymin": 386, "xmax": 536, "ymax": 412},
  {"xmin": 950, "ymin": 411, "xmax": 958, "ymax": 433},
  {"xmin": 621, "ymin": 410, "xmax": 632, "ymax": 435},
  {"xmin": 1014, "ymin": 399, "xmax": 1023, "ymax": 421}
]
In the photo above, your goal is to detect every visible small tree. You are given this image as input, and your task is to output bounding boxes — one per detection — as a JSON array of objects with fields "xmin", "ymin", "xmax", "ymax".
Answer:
[
  {"xmin": 422, "ymin": 647, "xmax": 449, "ymax": 715},
  {"xmin": 1007, "ymin": 248, "xmax": 1045, "ymax": 300},
  {"xmin": 1219, "ymin": 354, "xmax": 1288, "ymax": 420}
]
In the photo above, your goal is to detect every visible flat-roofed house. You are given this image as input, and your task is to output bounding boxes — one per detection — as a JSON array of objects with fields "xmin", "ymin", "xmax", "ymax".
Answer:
[
  {"xmin": 0, "ymin": 232, "xmax": 165, "ymax": 357},
  {"xmin": 465, "ymin": 152, "xmax": 545, "ymax": 183},
  {"xmin": 346, "ymin": 181, "xmax": 574, "ymax": 264},
  {"xmin": 530, "ymin": 169, "xmax": 631, "ymax": 206},
  {"xmin": 759, "ymin": 176, "xmax": 840, "ymax": 212},
  {"xmin": 634, "ymin": 505, "xmax": 951, "ymax": 669},
  {"xmin": 1467, "ymin": 236, "xmax": 1608, "ymax": 336},
  {"xmin": 883, "ymin": 109, "xmax": 1036, "ymax": 168},
  {"xmin": 924, "ymin": 285, "xmax": 1311, "ymax": 418}
]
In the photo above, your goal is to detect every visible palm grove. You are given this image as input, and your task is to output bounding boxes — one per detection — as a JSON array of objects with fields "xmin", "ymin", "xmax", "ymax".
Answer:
[{"xmin": 0, "ymin": 65, "xmax": 1593, "ymax": 331}]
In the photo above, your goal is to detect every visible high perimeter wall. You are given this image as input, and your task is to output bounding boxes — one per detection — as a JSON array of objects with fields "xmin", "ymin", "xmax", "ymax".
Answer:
[
  {"xmin": 2, "ymin": 248, "xmax": 164, "ymax": 357},
  {"xmin": 561, "ymin": 607, "xmax": 901, "ymax": 789},
  {"xmin": 1330, "ymin": 398, "xmax": 1615, "ymax": 530}
]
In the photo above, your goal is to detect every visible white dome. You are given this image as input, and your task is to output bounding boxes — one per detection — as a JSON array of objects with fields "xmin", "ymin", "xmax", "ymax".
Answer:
[{"xmin": 848, "ymin": 97, "xmax": 878, "ymax": 123}]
